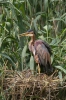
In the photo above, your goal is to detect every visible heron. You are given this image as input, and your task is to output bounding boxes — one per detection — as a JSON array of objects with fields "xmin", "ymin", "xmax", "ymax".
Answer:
[{"xmin": 20, "ymin": 29, "xmax": 53, "ymax": 75}]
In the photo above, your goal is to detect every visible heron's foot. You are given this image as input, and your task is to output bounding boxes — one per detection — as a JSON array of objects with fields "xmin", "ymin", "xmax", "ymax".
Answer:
[{"xmin": 36, "ymin": 64, "xmax": 41, "ymax": 74}]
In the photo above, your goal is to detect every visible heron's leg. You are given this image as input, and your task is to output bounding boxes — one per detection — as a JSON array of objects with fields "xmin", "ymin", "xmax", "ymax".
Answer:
[{"xmin": 37, "ymin": 64, "xmax": 40, "ymax": 74}]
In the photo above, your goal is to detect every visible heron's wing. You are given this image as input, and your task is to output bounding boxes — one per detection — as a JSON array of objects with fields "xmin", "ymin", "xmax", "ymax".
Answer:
[
  {"xmin": 42, "ymin": 40, "xmax": 52, "ymax": 55},
  {"xmin": 34, "ymin": 40, "xmax": 53, "ymax": 74},
  {"xmin": 35, "ymin": 40, "xmax": 52, "ymax": 55},
  {"xmin": 36, "ymin": 43, "xmax": 53, "ymax": 74},
  {"xmin": 35, "ymin": 43, "xmax": 51, "ymax": 66}
]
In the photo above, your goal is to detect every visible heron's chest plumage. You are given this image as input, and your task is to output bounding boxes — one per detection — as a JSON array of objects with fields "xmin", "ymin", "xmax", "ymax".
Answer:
[
  {"xmin": 28, "ymin": 42, "xmax": 36, "ymax": 55},
  {"xmin": 28, "ymin": 40, "xmax": 44, "ymax": 55}
]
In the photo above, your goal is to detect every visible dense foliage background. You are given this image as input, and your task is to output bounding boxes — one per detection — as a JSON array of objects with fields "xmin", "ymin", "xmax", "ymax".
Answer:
[{"xmin": 0, "ymin": 0, "xmax": 66, "ymax": 99}]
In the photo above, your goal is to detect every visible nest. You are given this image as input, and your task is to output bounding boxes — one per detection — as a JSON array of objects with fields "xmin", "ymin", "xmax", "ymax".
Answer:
[{"xmin": 2, "ymin": 70, "xmax": 66, "ymax": 100}]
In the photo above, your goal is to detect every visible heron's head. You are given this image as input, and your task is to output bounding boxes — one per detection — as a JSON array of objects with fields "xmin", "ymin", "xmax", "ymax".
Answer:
[{"xmin": 19, "ymin": 29, "xmax": 35, "ymax": 37}]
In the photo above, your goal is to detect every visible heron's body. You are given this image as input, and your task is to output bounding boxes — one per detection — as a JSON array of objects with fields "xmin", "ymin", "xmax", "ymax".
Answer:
[
  {"xmin": 29, "ymin": 39, "xmax": 53, "ymax": 74},
  {"xmin": 20, "ymin": 30, "xmax": 53, "ymax": 75}
]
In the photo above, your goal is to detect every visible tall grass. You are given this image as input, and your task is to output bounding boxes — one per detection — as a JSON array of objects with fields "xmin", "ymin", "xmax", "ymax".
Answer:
[{"xmin": 0, "ymin": 0, "xmax": 66, "ymax": 75}]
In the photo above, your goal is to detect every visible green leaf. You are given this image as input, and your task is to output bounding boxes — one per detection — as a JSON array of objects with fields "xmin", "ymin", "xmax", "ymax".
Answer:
[
  {"xmin": 0, "ymin": 38, "xmax": 2, "ymax": 47},
  {"xmin": 50, "ymin": 38, "xmax": 60, "ymax": 46},
  {"xmin": 22, "ymin": 45, "xmax": 27, "ymax": 58},
  {"xmin": 55, "ymin": 66, "xmax": 66, "ymax": 74},
  {"xmin": 21, "ymin": 43, "xmax": 27, "ymax": 71},
  {"xmin": 30, "ymin": 55, "xmax": 34, "ymax": 71},
  {"xmin": 34, "ymin": 15, "xmax": 41, "ymax": 31},
  {"xmin": 51, "ymin": 55, "xmax": 54, "ymax": 64},
  {"xmin": 58, "ymin": 71, "xmax": 63, "ymax": 85},
  {"xmin": 44, "ymin": 0, "xmax": 48, "ymax": 11},
  {"xmin": 0, "ymin": 14, "xmax": 3, "ymax": 22},
  {"xmin": 0, "ymin": 53, "xmax": 16, "ymax": 70},
  {"xmin": 43, "ymin": 25, "xmax": 52, "ymax": 31},
  {"xmin": 26, "ymin": 0, "xmax": 31, "ymax": 15},
  {"xmin": 5, "ymin": 22, "xmax": 11, "ymax": 27},
  {"xmin": 50, "ymin": 39, "xmax": 57, "ymax": 45}
]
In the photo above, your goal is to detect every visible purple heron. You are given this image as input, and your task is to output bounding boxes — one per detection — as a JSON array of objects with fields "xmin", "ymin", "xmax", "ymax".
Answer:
[{"xmin": 20, "ymin": 30, "xmax": 53, "ymax": 75}]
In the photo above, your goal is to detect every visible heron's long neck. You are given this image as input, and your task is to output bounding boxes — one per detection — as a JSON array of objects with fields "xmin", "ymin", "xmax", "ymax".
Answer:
[
  {"xmin": 29, "ymin": 35, "xmax": 35, "ymax": 54},
  {"xmin": 30, "ymin": 35, "xmax": 35, "ymax": 45},
  {"xmin": 29, "ymin": 35, "xmax": 35, "ymax": 51}
]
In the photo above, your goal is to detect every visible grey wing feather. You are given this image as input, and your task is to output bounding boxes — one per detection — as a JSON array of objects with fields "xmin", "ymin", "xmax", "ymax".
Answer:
[
  {"xmin": 42, "ymin": 40, "xmax": 52, "ymax": 55},
  {"xmin": 36, "ymin": 44, "xmax": 51, "ymax": 67},
  {"xmin": 36, "ymin": 40, "xmax": 52, "ymax": 55}
]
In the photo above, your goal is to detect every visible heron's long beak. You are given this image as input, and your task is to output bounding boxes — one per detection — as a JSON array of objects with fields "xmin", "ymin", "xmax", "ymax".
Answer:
[
  {"xmin": 19, "ymin": 32, "xmax": 28, "ymax": 37},
  {"xmin": 19, "ymin": 32, "xmax": 33, "ymax": 37}
]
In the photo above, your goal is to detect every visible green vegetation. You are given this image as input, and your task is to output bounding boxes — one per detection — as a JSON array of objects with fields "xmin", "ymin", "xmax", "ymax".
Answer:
[{"xmin": 0, "ymin": 0, "xmax": 66, "ymax": 99}]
